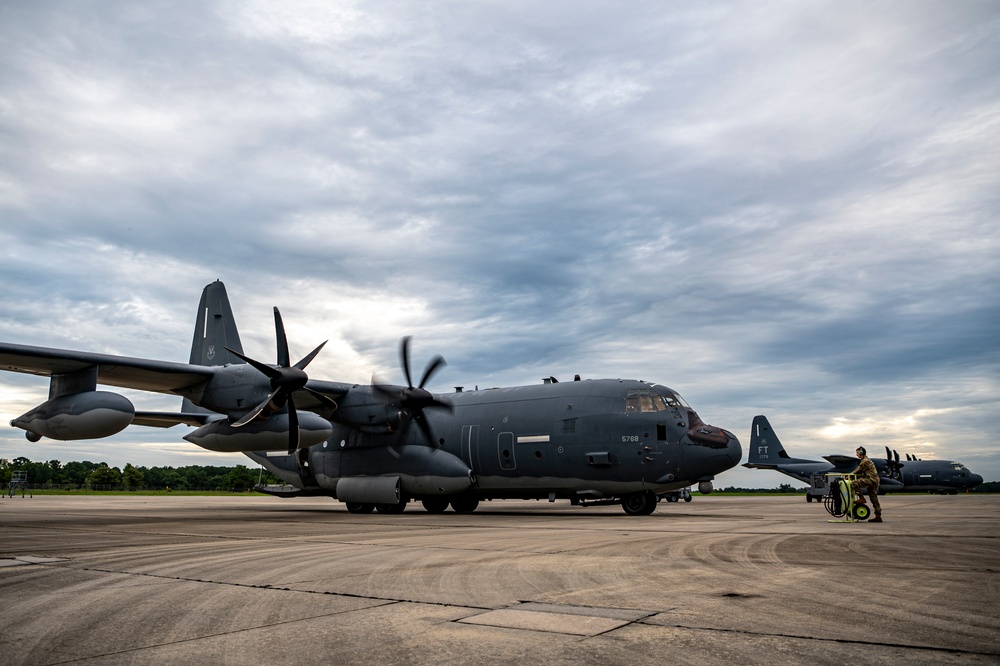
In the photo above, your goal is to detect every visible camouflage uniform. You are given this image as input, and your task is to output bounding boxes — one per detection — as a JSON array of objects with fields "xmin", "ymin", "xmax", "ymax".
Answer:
[{"xmin": 851, "ymin": 455, "xmax": 881, "ymax": 515}]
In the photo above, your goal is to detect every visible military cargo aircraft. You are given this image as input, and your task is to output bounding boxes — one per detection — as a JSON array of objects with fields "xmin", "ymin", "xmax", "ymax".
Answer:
[
  {"xmin": 744, "ymin": 415, "xmax": 982, "ymax": 498},
  {"xmin": 0, "ymin": 281, "xmax": 742, "ymax": 515}
]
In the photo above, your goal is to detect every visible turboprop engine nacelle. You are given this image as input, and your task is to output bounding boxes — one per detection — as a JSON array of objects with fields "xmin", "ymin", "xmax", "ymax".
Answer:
[
  {"xmin": 184, "ymin": 411, "xmax": 333, "ymax": 452},
  {"xmin": 332, "ymin": 389, "xmax": 403, "ymax": 435},
  {"xmin": 11, "ymin": 391, "xmax": 135, "ymax": 441},
  {"xmin": 397, "ymin": 445, "xmax": 475, "ymax": 495}
]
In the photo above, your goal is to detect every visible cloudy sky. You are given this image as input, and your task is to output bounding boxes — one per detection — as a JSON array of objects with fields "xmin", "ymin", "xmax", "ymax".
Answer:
[{"xmin": 1, "ymin": 1, "xmax": 997, "ymax": 488}]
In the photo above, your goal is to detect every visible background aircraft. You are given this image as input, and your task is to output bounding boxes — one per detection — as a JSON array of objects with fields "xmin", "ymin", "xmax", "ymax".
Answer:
[
  {"xmin": 0, "ymin": 281, "xmax": 742, "ymax": 515},
  {"xmin": 744, "ymin": 415, "xmax": 983, "ymax": 498}
]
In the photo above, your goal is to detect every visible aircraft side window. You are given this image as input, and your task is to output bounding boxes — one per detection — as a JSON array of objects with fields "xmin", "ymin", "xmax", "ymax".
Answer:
[
  {"xmin": 640, "ymin": 394, "xmax": 656, "ymax": 412},
  {"xmin": 626, "ymin": 392, "xmax": 640, "ymax": 414}
]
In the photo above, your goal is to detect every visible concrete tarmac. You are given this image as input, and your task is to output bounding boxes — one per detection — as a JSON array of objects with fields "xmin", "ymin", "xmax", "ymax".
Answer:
[{"xmin": 1, "ymin": 494, "xmax": 997, "ymax": 665}]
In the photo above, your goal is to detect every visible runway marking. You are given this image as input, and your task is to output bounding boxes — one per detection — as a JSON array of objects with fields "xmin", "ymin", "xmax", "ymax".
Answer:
[
  {"xmin": 0, "ymin": 556, "xmax": 67, "ymax": 567},
  {"xmin": 639, "ymin": 619, "xmax": 1000, "ymax": 659},
  {"xmin": 457, "ymin": 602, "xmax": 655, "ymax": 636}
]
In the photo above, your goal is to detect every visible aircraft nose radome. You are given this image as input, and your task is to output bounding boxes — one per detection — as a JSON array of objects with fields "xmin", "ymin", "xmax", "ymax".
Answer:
[{"xmin": 727, "ymin": 432, "xmax": 743, "ymax": 466}]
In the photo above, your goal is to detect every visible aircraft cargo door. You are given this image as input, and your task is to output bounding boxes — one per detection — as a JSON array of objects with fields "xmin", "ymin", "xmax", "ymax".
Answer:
[{"xmin": 461, "ymin": 425, "xmax": 480, "ymax": 475}]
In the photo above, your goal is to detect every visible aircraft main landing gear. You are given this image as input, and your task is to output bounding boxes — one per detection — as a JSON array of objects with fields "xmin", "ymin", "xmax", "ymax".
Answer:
[
  {"xmin": 450, "ymin": 496, "xmax": 479, "ymax": 513},
  {"xmin": 421, "ymin": 497, "xmax": 450, "ymax": 513}
]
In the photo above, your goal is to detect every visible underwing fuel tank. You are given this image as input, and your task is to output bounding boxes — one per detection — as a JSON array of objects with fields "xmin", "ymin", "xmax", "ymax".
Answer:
[
  {"xmin": 184, "ymin": 411, "xmax": 333, "ymax": 452},
  {"xmin": 11, "ymin": 391, "xmax": 135, "ymax": 441}
]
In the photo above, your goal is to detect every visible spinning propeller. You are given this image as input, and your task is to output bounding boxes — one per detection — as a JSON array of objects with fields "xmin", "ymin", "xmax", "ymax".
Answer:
[
  {"xmin": 226, "ymin": 307, "xmax": 336, "ymax": 454},
  {"xmin": 885, "ymin": 446, "xmax": 905, "ymax": 480},
  {"xmin": 375, "ymin": 336, "xmax": 452, "ymax": 446}
]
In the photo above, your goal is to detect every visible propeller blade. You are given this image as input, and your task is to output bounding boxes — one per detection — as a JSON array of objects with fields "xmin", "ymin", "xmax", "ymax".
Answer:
[
  {"xmin": 227, "ymin": 347, "xmax": 280, "ymax": 380},
  {"xmin": 419, "ymin": 355, "xmax": 447, "ymax": 389},
  {"xmin": 274, "ymin": 308, "xmax": 290, "ymax": 368},
  {"xmin": 400, "ymin": 336, "xmax": 414, "ymax": 388},
  {"xmin": 303, "ymin": 386, "xmax": 338, "ymax": 409},
  {"xmin": 414, "ymin": 412, "xmax": 436, "ymax": 446},
  {"xmin": 231, "ymin": 388, "xmax": 281, "ymax": 428},
  {"xmin": 287, "ymin": 396, "xmax": 299, "ymax": 454},
  {"xmin": 427, "ymin": 396, "xmax": 454, "ymax": 413},
  {"xmin": 294, "ymin": 340, "xmax": 328, "ymax": 370},
  {"xmin": 372, "ymin": 381, "xmax": 394, "ymax": 401}
]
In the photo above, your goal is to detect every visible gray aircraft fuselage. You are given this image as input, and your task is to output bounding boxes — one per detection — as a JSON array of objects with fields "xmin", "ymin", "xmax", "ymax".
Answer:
[{"xmin": 251, "ymin": 379, "xmax": 741, "ymax": 504}]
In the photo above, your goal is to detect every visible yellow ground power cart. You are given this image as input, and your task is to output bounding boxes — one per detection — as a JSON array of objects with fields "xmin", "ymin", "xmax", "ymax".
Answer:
[{"xmin": 823, "ymin": 473, "xmax": 871, "ymax": 522}]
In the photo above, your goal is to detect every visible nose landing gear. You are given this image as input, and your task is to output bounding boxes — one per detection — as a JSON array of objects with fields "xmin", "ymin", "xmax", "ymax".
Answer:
[{"xmin": 621, "ymin": 490, "xmax": 657, "ymax": 516}]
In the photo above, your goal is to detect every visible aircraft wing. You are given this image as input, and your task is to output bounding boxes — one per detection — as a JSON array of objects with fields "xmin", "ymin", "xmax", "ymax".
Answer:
[
  {"xmin": 294, "ymin": 379, "xmax": 352, "ymax": 410},
  {"xmin": 132, "ymin": 411, "xmax": 225, "ymax": 428},
  {"xmin": 0, "ymin": 342, "xmax": 215, "ymax": 394}
]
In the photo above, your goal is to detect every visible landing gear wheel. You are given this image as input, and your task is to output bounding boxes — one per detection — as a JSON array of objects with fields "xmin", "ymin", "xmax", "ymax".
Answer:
[
  {"xmin": 853, "ymin": 504, "xmax": 871, "ymax": 521},
  {"xmin": 622, "ymin": 491, "xmax": 657, "ymax": 516},
  {"xmin": 421, "ymin": 497, "xmax": 450, "ymax": 513},
  {"xmin": 450, "ymin": 496, "xmax": 479, "ymax": 513},
  {"xmin": 345, "ymin": 502, "xmax": 375, "ymax": 514}
]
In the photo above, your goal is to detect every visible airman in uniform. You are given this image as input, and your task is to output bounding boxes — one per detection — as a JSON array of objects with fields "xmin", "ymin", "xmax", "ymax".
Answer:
[{"xmin": 851, "ymin": 446, "xmax": 882, "ymax": 522}]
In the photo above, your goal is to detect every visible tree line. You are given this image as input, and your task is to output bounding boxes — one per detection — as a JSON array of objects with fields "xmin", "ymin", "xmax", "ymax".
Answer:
[
  {"xmin": 3, "ymin": 456, "xmax": 995, "ymax": 493},
  {"xmin": 0, "ymin": 457, "xmax": 281, "ymax": 491}
]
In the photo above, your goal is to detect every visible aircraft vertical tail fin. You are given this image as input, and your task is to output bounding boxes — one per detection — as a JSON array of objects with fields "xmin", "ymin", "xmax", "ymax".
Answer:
[
  {"xmin": 747, "ymin": 415, "xmax": 792, "ymax": 466},
  {"xmin": 188, "ymin": 280, "xmax": 245, "ymax": 366},
  {"xmin": 182, "ymin": 281, "xmax": 245, "ymax": 413}
]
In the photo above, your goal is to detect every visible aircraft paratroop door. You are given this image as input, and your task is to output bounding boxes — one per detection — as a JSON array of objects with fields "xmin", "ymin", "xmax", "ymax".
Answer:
[{"xmin": 461, "ymin": 425, "xmax": 480, "ymax": 475}]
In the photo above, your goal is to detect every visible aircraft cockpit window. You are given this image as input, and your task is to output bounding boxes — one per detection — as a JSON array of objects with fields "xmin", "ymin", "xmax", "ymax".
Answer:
[
  {"xmin": 651, "ymin": 389, "xmax": 685, "ymax": 420},
  {"xmin": 626, "ymin": 389, "xmax": 669, "ymax": 413}
]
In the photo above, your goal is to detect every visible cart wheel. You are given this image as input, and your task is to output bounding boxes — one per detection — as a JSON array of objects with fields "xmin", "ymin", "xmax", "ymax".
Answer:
[{"xmin": 853, "ymin": 504, "xmax": 871, "ymax": 521}]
